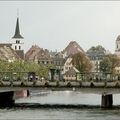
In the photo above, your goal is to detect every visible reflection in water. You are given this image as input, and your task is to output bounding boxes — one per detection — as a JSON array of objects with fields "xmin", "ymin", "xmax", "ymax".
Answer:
[
  {"xmin": 1, "ymin": 91, "xmax": 120, "ymax": 120},
  {"xmin": 0, "ymin": 108, "xmax": 120, "ymax": 120},
  {"xmin": 16, "ymin": 90, "xmax": 120, "ymax": 105}
]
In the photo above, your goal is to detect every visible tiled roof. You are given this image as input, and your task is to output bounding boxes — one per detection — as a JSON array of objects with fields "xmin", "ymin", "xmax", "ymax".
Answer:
[
  {"xmin": 0, "ymin": 44, "xmax": 12, "ymax": 47},
  {"xmin": 15, "ymin": 50, "xmax": 24, "ymax": 60},
  {"xmin": 0, "ymin": 45, "xmax": 20, "ymax": 61},
  {"xmin": 64, "ymin": 67, "xmax": 79, "ymax": 76},
  {"xmin": 62, "ymin": 41, "xmax": 85, "ymax": 57},
  {"xmin": 25, "ymin": 45, "xmax": 50, "ymax": 60}
]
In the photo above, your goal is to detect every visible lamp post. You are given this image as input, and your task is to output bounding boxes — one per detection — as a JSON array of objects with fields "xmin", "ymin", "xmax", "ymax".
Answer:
[{"xmin": 96, "ymin": 56, "xmax": 99, "ymax": 81}]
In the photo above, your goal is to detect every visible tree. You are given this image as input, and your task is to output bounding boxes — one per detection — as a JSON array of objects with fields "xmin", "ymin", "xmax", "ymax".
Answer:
[
  {"xmin": 99, "ymin": 54, "xmax": 120, "ymax": 74},
  {"xmin": 0, "ymin": 60, "xmax": 53, "ymax": 80},
  {"xmin": 87, "ymin": 45, "xmax": 106, "ymax": 52},
  {"xmin": 72, "ymin": 52, "xmax": 92, "ymax": 73},
  {"xmin": 21, "ymin": 61, "xmax": 53, "ymax": 79},
  {"xmin": 99, "ymin": 57, "xmax": 112, "ymax": 73}
]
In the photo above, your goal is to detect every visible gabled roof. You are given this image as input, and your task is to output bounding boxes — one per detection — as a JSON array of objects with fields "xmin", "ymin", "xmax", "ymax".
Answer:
[
  {"xmin": 12, "ymin": 17, "xmax": 24, "ymax": 39},
  {"xmin": 64, "ymin": 67, "xmax": 79, "ymax": 76},
  {"xmin": 0, "ymin": 43, "xmax": 12, "ymax": 47},
  {"xmin": 0, "ymin": 45, "xmax": 21, "ymax": 61},
  {"xmin": 25, "ymin": 45, "xmax": 50, "ymax": 60},
  {"xmin": 62, "ymin": 41, "xmax": 85, "ymax": 57}
]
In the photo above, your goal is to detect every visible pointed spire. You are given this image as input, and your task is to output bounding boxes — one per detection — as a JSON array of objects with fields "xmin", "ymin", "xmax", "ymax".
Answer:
[{"xmin": 12, "ymin": 17, "xmax": 24, "ymax": 39}]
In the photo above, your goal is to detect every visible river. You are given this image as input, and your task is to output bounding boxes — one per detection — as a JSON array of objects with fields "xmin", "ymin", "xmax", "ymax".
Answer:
[{"xmin": 1, "ymin": 90, "xmax": 120, "ymax": 120}]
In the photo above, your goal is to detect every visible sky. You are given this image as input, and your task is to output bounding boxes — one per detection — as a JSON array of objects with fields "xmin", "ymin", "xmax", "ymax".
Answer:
[{"xmin": 0, "ymin": 1, "xmax": 120, "ymax": 53}]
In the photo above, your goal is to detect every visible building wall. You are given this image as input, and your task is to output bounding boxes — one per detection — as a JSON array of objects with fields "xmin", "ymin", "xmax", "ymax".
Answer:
[
  {"xmin": 91, "ymin": 60, "xmax": 101, "ymax": 72},
  {"xmin": 64, "ymin": 75, "xmax": 76, "ymax": 80},
  {"xmin": 63, "ymin": 57, "xmax": 73, "ymax": 74},
  {"xmin": 10, "ymin": 38, "xmax": 24, "ymax": 51}
]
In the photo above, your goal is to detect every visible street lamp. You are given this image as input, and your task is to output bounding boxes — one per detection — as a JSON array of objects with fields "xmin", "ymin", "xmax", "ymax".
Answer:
[{"xmin": 95, "ymin": 56, "xmax": 99, "ymax": 81}]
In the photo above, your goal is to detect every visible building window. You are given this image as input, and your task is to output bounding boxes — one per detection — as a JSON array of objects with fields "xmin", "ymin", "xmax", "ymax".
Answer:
[
  {"xmin": 16, "ymin": 40, "xmax": 20, "ymax": 44},
  {"xmin": 19, "ymin": 46, "xmax": 21, "ymax": 50},
  {"xmin": 117, "ymin": 44, "xmax": 118, "ymax": 49},
  {"xmin": 15, "ymin": 46, "xmax": 17, "ymax": 50},
  {"xmin": 65, "ymin": 67, "xmax": 68, "ymax": 70}
]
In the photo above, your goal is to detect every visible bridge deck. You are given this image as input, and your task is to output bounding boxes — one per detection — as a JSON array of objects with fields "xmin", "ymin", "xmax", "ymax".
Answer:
[{"xmin": 0, "ymin": 81, "xmax": 120, "ymax": 94}]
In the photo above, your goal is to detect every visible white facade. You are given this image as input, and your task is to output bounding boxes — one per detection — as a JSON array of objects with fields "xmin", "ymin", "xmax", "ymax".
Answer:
[
  {"xmin": 62, "ymin": 57, "xmax": 73, "ymax": 74},
  {"xmin": 10, "ymin": 38, "xmax": 24, "ymax": 51},
  {"xmin": 91, "ymin": 60, "xmax": 101, "ymax": 73},
  {"xmin": 115, "ymin": 35, "xmax": 120, "ymax": 56}
]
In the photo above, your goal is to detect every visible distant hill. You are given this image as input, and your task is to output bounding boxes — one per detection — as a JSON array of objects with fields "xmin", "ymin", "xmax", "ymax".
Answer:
[{"xmin": 62, "ymin": 41, "xmax": 85, "ymax": 57}]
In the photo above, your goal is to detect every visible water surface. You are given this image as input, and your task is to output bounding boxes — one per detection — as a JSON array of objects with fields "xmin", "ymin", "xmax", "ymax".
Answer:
[{"xmin": 1, "ymin": 91, "xmax": 120, "ymax": 120}]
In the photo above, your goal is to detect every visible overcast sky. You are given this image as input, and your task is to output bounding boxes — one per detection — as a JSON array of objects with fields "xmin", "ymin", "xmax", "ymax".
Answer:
[{"xmin": 0, "ymin": 1, "xmax": 120, "ymax": 53}]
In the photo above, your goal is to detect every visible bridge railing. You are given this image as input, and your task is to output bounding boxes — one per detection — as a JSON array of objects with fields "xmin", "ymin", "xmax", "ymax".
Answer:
[
  {"xmin": 0, "ymin": 72, "xmax": 120, "ymax": 83},
  {"xmin": 0, "ymin": 72, "xmax": 30, "ymax": 82},
  {"xmin": 76, "ymin": 72, "xmax": 120, "ymax": 82}
]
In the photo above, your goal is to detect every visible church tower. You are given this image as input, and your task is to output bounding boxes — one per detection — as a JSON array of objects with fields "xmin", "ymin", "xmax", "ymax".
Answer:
[
  {"xmin": 10, "ymin": 17, "xmax": 24, "ymax": 59},
  {"xmin": 115, "ymin": 35, "xmax": 120, "ymax": 56}
]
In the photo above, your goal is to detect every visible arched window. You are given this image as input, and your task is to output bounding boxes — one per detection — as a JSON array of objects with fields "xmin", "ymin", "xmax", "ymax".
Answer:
[
  {"xmin": 117, "ymin": 44, "xmax": 119, "ymax": 49},
  {"xmin": 15, "ymin": 46, "xmax": 17, "ymax": 50},
  {"xmin": 19, "ymin": 46, "xmax": 21, "ymax": 50}
]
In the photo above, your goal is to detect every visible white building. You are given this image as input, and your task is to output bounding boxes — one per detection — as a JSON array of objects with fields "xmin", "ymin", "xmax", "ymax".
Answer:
[
  {"xmin": 62, "ymin": 57, "xmax": 73, "ymax": 74},
  {"xmin": 115, "ymin": 35, "xmax": 120, "ymax": 56}
]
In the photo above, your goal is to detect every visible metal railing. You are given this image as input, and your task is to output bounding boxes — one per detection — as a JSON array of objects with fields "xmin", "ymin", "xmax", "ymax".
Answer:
[
  {"xmin": 0, "ymin": 72, "xmax": 31, "ymax": 82},
  {"xmin": 0, "ymin": 72, "xmax": 120, "ymax": 82},
  {"xmin": 76, "ymin": 72, "xmax": 120, "ymax": 82}
]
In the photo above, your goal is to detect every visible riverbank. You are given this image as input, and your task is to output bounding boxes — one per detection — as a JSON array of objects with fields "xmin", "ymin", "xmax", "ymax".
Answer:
[{"xmin": 12, "ymin": 103, "xmax": 120, "ymax": 110}]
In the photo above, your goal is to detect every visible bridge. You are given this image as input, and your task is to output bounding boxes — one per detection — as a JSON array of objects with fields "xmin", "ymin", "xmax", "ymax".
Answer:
[
  {"xmin": 0, "ymin": 80, "xmax": 119, "ymax": 108},
  {"xmin": 0, "ymin": 80, "xmax": 120, "ymax": 92},
  {"xmin": 0, "ymin": 71, "xmax": 120, "ymax": 108}
]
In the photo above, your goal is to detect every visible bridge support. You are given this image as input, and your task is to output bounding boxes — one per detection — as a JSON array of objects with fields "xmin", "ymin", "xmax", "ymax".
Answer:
[
  {"xmin": 0, "ymin": 91, "xmax": 14, "ymax": 107},
  {"xmin": 27, "ymin": 90, "xmax": 30, "ymax": 96},
  {"xmin": 101, "ymin": 93, "xmax": 113, "ymax": 108}
]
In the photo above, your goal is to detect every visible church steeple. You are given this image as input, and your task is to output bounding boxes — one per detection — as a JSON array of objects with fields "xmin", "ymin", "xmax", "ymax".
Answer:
[
  {"xmin": 12, "ymin": 17, "xmax": 23, "ymax": 39},
  {"xmin": 10, "ymin": 13, "xmax": 25, "ymax": 60}
]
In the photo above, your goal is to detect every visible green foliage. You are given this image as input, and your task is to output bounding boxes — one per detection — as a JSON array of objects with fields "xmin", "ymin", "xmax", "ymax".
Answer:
[
  {"xmin": 87, "ymin": 45, "xmax": 106, "ymax": 52},
  {"xmin": 99, "ymin": 57, "xmax": 112, "ymax": 73},
  {"xmin": 72, "ymin": 52, "xmax": 92, "ymax": 73},
  {"xmin": 0, "ymin": 60, "xmax": 53, "ymax": 79},
  {"xmin": 100, "ymin": 54, "xmax": 120, "ymax": 74},
  {"xmin": 95, "ymin": 45, "xmax": 106, "ymax": 51}
]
